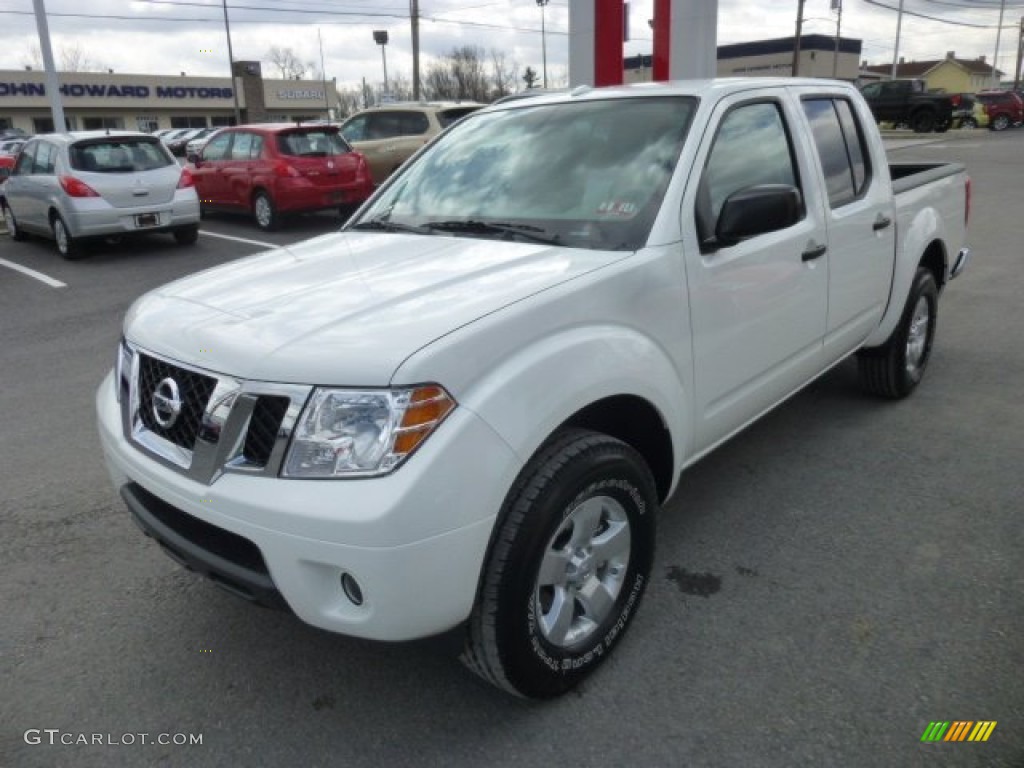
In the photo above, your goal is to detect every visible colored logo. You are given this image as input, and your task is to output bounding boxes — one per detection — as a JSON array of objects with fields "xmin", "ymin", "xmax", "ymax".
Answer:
[{"xmin": 921, "ymin": 721, "xmax": 997, "ymax": 742}]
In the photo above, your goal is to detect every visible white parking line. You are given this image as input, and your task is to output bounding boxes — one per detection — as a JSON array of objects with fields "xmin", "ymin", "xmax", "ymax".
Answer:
[
  {"xmin": 0, "ymin": 258, "xmax": 67, "ymax": 288},
  {"xmin": 199, "ymin": 230, "xmax": 277, "ymax": 249}
]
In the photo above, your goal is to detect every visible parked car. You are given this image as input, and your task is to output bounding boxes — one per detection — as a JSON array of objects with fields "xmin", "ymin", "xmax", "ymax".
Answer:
[
  {"xmin": 188, "ymin": 123, "xmax": 374, "ymax": 230},
  {"xmin": 859, "ymin": 79, "xmax": 955, "ymax": 132},
  {"xmin": 184, "ymin": 128, "xmax": 221, "ymax": 158},
  {"xmin": 0, "ymin": 154, "xmax": 14, "ymax": 185},
  {"xmin": 339, "ymin": 101, "xmax": 484, "ymax": 184},
  {"xmin": 960, "ymin": 100, "xmax": 989, "ymax": 130},
  {"xmin": 99, "ymin": 79, "xmax": 970, "ymax": 698},
  {"xmin": 0, "ymin": 131, "xmax": 200, "ymax": 259},
  {"xmin": 159, "ymin": 128, "xmax": 192, "ymax": 146},
  {"xmin": 0, "ymin": 127, "xmax": 28, "ymax": 141},
  {"xmin": 974, "ymin": 91, "xmax": 1023, "ymax": 131},
  {"xmin": 0, "ymin": 138, "xmax": 26, "ymax": 156},
  {"xmin": 151, "ymin": 128, "xmax": 177, "ymax": 140},
  {"xmin": 166, "ymin": 128, "xmax": 213, "ymax": 157}
]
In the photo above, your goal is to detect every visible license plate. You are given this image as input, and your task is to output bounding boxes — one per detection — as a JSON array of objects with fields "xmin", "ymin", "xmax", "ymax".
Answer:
[{"xmin": 135, "ymin": 213, "xmax": 159, "ymax": 228}]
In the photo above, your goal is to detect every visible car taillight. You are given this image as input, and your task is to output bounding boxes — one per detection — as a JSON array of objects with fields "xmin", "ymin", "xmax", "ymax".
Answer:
[
  {"xmin": 177, "ymin": 168, "xmax": 195, "ymax": 189},
  {"xmin": 59, "ymin": 175, "xmax": 100, "ymax": 198},
  {"xmin": 950, "ymin": 94, "xmax": 961, "ymax": 107},
  {"xmin": 273, "ymin": 160, "xmax": 301, "ymax": 178}
]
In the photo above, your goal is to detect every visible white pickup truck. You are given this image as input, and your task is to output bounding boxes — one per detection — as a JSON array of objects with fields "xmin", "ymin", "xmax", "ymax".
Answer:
[{"xmin": 98, "ymin": 79, "xmax": 970, "ymax": 698}]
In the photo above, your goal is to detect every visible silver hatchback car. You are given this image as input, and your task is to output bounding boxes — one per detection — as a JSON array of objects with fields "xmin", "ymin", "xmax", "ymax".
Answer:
[{"xmin": 0, "ymin": 131, "xmax": 200, "ymax": 259}]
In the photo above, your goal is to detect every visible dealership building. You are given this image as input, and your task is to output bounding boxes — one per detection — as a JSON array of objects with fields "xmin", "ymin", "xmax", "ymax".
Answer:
[{"xmin": 0, "ymin": 61, "xmax": 341, "ymax": 134}]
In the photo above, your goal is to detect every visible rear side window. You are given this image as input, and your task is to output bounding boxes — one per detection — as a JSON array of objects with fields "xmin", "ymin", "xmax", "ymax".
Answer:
[
  {"xmin": 276, "ymin": 130, "xmax": 350, "ymax": 157},
  {"xmin": 801, "ymin": 97, "xmax": 871, "ymax": 208},
  {"xmin": 697, "ymin": 101, "xmax": 801, "ymax": 244},
  {"xmin": 230, "ymin": 132, "xmax": 254, "ymax": 159},
  {"xmin": 366, "ymin": 111, "xmax": 429, "ymax": 139},
  {"xmin": 70, "ymin": 139, "xmax": 173, "ymax": 173},
  {"xmin": 437, "ymin": 107, "xmax": 480, "ymax": 128}
]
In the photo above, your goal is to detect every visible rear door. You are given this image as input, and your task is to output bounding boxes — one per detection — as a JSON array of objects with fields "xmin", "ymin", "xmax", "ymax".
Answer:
[
  {"xmin": 684, "ymin": 92, "xmax": 829, "ymax": 451},
  {"xmin": 798, "ymin": 92, "xmax": 896, "ymax": 360}
]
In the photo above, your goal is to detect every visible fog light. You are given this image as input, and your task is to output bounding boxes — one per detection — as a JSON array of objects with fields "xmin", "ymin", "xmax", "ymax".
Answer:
[{"xmin": 341, "ymin": 572, "xmax": 363, "ymax": 606}]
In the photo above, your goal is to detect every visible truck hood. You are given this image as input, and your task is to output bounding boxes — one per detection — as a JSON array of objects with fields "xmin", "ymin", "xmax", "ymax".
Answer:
[{"xmin": 125, "ymin": 231, "xmax": 626, "ymax": 384}]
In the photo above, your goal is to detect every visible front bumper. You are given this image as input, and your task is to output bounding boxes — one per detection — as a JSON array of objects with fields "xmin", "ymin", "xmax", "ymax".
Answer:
[{"xmin": 97, "ymin": 372, "xmax": 518, "ymax": 641}]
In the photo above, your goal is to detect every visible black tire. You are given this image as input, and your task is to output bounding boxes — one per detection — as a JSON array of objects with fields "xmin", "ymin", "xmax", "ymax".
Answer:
[
  {"xmin": 2, "ymin": 202, "xmax": 25, "ymax": 241},
  {"xmin": 462, "ymin": 429, "xmax": 658, "ymax": 699},
  {"xmin": 935, "ymin": 119, "xmax": 950, "ymax": 134},
  {"xmin": 911, "ymin": 110, "xmax": 936, "ymax": 133},
  {"xmin": 961, "ymin": 117, "xmax": 978, "ymax": 130},
  {"xmin": 858, "ymin": 267, "xmax": 939, "ymax": 399},
  {"xmin": 252, "ymin": 190, "xmax": 278, "ymax": 231},
  {"xmin": 990, "ymin": 113, "xmax": 1010, "ymax": 132},
  {"xmin": 52, "ymin": 213, "xmax": 83, "ymax": 260},
  {"xmin": 173, "ymin": 224, "xmax": 199, "ymax": 245}
]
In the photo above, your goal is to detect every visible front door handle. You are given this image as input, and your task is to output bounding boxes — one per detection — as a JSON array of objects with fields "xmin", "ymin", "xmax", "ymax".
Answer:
[
  {"xmin": 873, "ymin": 215, "xmax": 892, "ymax": 231},
  {"xmin": 802, "ymin": 243, "xmax": 827, "ymax": 262}
]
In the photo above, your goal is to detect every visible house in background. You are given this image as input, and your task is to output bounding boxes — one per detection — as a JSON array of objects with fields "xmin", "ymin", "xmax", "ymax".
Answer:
[{"xmin": 860, "ymin": 51, "xmax": 1004, "ymax": 93}]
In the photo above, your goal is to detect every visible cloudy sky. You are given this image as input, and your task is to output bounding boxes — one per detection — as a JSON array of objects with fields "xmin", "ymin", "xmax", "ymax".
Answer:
[{"xmin": 0, "ymin": 0, "xmax": 1021, "ymax": 90}]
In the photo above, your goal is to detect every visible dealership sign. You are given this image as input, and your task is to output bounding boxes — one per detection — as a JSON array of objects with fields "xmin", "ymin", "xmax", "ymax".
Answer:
[
  {"xmin": 277, "ymin": 89, "xmax": 325, "ymax": 100},
  {"xmin": 0, "ymin": 82, "xmax": 233, "ymax": 99}
]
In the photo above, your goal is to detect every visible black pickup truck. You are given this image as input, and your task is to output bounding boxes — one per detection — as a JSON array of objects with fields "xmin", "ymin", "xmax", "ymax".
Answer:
[{"xmin": 859, "ymin": 79, "xmax": 955, "ymax": 133}]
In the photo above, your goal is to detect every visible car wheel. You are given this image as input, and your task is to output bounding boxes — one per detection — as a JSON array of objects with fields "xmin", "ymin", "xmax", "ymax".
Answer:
[
  {"xmin": 252, "ymin": 191, "xmax": 278, "ymax": 231},
  {"xmin": 2, "ymin": 202, "xmax": 26, "ymax": 241},
  {"xmin": 961, "ymin": 117, "xmax": 978, "ymax": 130},
  {"xmin": 858, "ymin": 267, "xmax": 938, "ymax": 399},
  {"xmin": 990, "ymin": 114, "xmax": 1010, "ymax": 131},
  {"xmin": 52, "ymin": 213, "xmax": 83, "ymax": 260},
  {"xmin": 934, "ymin": 119, "xmax": 950, "ymax": 133},
  {"xmin": 173, "ymin": 224, "xmax": 199, "ymax": 246},
  {"xmin": 462, "ymin": 429, "xmax": 657, "ymax": 699},
  {"xmin": 911, "ymin": 110, "xmax": 936, "ymax": 133}
]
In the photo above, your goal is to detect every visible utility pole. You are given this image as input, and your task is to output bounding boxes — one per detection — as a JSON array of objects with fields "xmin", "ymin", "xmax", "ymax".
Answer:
[
  {"xmin": 832, "ymin": 0, "xmax": 843, "ymax": 79},
  {"xmin": 991, "ymin": 0, "xmax": 1007, "ymax": 88},
  {"xmin": 31, "ymin": 0, "xmax": 66, "ymax": 132},
  {"xmin": 792, "ymin": 0, "xmax": 805, "ymax": 77},
  {"xmin": 891, "ymin": 0, "xmax": 906, "ymax": 79},
  {"xmin": 538, "ymin": 0, "xmax": 550, "ymax": 88},
  {"xmin": 1014, "ymin": 17, "xmax": 1023, "ymax": 90},
  {"xmin": 222, "ymin": 0, "xmax": 241, "ymax": 125},
  {"xmin": 411, "ymin": 0, "xmax": 421, "ymax": 100}
]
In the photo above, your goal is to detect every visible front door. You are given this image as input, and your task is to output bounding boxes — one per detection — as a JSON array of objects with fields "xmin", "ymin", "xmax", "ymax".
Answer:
[{"xmin": 684, "ymin": 94, "xmax": 830, "ymax": 452}]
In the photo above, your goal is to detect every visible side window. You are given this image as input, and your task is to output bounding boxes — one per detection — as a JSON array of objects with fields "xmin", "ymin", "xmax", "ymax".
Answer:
[
  {"xmin": 203, "ymin": 132, "xmax": 232, "ymax": 161},
  {"xmin": 365, "ymin": 114, "xmax": 398, "ymax": 140},
  {"xmin": 13, "ymin": 142, "xmax": 36, "ymax": 175},
  {"xmin": 859, "ymin": 83, "xmax": 881, "ymax": 99},
  {"xmin": 398, "ymin": 111, "xmax": 430, "ymax": 135},
  {"xmin": 230, "ymin": 132, "xmax": 253, "ymax": 159},
  {"xmin": 802, "ymin": 98, "xmax": 871, "ymax": 208},
  {"xmin": 33, "ymin": 142, "xmax": 57, "ymax": 175},
  {"xmin": 250, "ymin": 134, "xmax": 264, "ymax": 159},
  {"xmin": 697, "ymin": 101, "xmax": 800, "ymax": 244},
  {"xmin": 341, "ymin": 115, "xmax": 367, "ymax": 142}
]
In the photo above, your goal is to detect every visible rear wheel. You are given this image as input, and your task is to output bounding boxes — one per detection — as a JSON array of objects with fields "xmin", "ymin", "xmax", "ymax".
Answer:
[
  {"xmin": 462, "ymin": 429, "xmax": 657, "ymax": 698},
  {"xmin": 252, "ymin": 191, "xmax": 278, "ymax": 231},
  {"xmin": 990, "ymin": 113, "xmax": 1010, "ymax": 131},
  {"xmin": 858, "ymin": 267, "xmax": 938, "ymax": 399},
  {"xmin": 2, "ymin": 202, "xmax": 25, "ymax": 241},
  {"xmin": 911, "ymin": 110, "xmax": 936, "ymax": 133},
  {"xmin": 173, "ymin": 224, "xmax": 199, "ymax": 245},
  {"xmin": 52, "ymin": 213, "xmax": 83, "ymax": 260}
]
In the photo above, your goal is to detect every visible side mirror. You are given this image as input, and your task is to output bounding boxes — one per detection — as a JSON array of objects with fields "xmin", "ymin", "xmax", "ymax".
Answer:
[
  {"xmin": 713, "ymin": 184, "xmax": 802, "ymax": 248},
  {"xmin": 187, "ymin": 153, "xmax": 201, "ymax": 167}
]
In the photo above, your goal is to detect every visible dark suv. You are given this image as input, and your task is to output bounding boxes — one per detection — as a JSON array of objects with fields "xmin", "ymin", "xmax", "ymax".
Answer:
[{"xmin": 975, "ymin": 91, "xmax": 1023, "ymax": 131}]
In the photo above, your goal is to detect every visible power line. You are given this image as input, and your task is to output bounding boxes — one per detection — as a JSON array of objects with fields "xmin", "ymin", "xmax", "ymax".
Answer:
[{"xmin": 857, "ymin": 0, "xmax": 1007, "ymax": 27}]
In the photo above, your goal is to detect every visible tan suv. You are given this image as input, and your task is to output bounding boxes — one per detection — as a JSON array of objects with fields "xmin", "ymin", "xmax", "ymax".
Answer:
[{"xmin": 339, "ymin": 102, "xmax": 483, "ymax": 184}]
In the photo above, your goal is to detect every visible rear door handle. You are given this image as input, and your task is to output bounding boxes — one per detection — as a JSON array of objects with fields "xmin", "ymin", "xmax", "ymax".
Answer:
[
  {"xmin": 801, "ymin": 243, "xmax": 827, "ymax": 262},
  {"xmin": 873, "ymin": 215, "xmax": 892, "ymax": 231}
]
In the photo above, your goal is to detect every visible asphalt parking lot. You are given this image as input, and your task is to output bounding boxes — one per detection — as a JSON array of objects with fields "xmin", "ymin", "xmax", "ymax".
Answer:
[{"xmin": 2, "ymin": 129, "xmax": 1023, "ymax": 768}]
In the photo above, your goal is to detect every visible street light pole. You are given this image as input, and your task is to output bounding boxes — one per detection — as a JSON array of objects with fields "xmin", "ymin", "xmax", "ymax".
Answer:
[
  {"xmin": 31, "ymin": 0, "xmax": 66, "ymax": 132},
  {"xmin": 373, "ymin": 30, "xmax": 389, "ymax": 100},
  {"xmin": 537, "ymin": 0, "xmax": 550, "ymax": 89},
  {"xmin": 222, "ymin": 0, "xmax": 241, "ymax": 125}
]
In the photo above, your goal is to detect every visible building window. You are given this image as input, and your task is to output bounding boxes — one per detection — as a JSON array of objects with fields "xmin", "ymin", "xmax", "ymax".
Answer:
[
  {"xmin": 83, "ymin": 117, "xmax": 125, "ymax": 131},
  {"xmin": 0, "ymin": 117, "xmax": 11, "ymax": 130},
  {"xmin": 136, "ymin": 116, "xmax": 159, "ymax": 132},
  {"xmin": 170, "ymin": 116, "xmax": 208, "ymax": 129},
  {"xmin": 210, "ymin": 115, "xmax": 236, "ymax": 127}
]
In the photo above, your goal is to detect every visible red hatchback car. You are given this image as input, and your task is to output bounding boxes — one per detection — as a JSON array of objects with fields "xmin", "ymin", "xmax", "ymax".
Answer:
[{"xmin": 189, "ymin": 123, "xmax": 374, "ymax": 230}]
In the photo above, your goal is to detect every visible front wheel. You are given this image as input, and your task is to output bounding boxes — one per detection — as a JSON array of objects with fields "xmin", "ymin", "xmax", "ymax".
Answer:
[
  {"xmin": 462, "ymin": 429, "xmax": 657, "ymax": 698},
  {"xmin": 961, "ymin": 117, "xmax": 978, "ymax": 130},
  {"xmin": 858, "ymin": 267, "xmax": 938, "ymax": 399}
]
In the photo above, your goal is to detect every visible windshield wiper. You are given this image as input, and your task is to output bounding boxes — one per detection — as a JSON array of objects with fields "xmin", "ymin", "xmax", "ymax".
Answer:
[
  {"xmin": 424, "ymin": 219, "xmax": 561, "ymax": 246},
  {"xmin": 348, "ymin": 217, "xmax": 434, "ymax": 236}
]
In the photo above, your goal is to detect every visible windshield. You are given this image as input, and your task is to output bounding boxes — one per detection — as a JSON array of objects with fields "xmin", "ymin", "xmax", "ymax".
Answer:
[
  {"xmin": 352, "ymin": 96, "xmax": 696, "ymax": 251},
  {"xmin": 69, "ymin": 138, "xmax": 174, "ymax": 173},
  {"xmin": 276, "ymin": 130, "xmax": 351, "ymax": 157}
]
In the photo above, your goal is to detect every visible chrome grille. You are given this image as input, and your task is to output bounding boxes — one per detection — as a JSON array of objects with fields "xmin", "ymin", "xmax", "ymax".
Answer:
[
  {"xmin": 242, "ymin": 396, "xmax": 291, "ymax": 467},
  {"xmin": 137, "ymin": 353, "xmax": 217, "ymax": 450}
]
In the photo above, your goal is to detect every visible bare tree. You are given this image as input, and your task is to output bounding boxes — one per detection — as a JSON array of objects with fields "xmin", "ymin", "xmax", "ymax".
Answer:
[
  {"xmin": 267, "ymin": 46, "xmax": 307, "ymax": 80},
  {"xmin": 22, "ymin": 42, "xmax": 105, "ymax": 72},
  {"xmin": 336, "ymin": 86, "xmax": 364, "ymax": 117},
  {"xmin": 490, "ymin": 48, "xmax": 519, "ymax": 100},
  {"xmin": 424, "ymin": 46, "xmax": 491, "ymax": 102}
]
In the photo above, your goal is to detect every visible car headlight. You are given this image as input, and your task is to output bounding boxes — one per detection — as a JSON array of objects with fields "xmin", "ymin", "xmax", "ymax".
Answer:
[{"xmin": 283, "ymin": 385, "xmax": 455, "ymax": 478}]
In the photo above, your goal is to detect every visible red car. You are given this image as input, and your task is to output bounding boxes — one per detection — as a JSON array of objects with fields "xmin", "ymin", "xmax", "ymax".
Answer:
[
  {"xmin": 189, "ymin": 124, "xmax": 374, "ymax": 230},
  {"xmin": 975, "ymin": 91, "xmax": 1024, "ymax": 132}
]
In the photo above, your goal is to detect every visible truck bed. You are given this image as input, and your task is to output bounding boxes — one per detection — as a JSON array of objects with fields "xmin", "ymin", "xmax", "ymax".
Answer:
[{"xmin": 889, "ymin": 161, "xmax": 966, "ymax": 195}]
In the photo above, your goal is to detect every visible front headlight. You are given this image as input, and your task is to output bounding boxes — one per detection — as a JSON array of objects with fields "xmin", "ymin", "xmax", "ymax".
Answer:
[{"xmin": 283, "ymin": 384, "xmax": 455, "ymax": 478}]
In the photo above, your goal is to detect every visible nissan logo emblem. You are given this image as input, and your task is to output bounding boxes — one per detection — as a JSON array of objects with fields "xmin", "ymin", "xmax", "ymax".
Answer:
[{"xmin": 152, "ymin": 377, "xmax": 183, "ymax": 428}]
